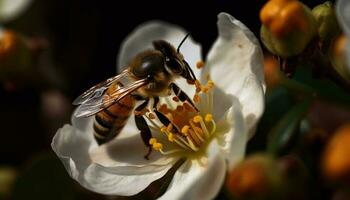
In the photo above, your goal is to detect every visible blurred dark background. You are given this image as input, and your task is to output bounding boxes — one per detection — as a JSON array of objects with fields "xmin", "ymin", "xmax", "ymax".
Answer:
[{"xmin": 0, "ymin": 0, "xmax": 337, "ymax": 199}]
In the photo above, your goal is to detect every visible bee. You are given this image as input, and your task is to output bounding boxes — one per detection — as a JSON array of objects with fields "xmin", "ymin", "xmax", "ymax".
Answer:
[{"xmin": 73, "ymin": 34, "xmax": 198, "ymax": 159}]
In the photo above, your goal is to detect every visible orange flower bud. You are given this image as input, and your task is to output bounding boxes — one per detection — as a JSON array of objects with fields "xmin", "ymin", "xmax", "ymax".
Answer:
[
  {"xmin": 260, "ymin": 0, "xmax": 317, "ymax": 57},
  {"xmin": 322, "ymin": 124, "xmax": 350, "ymax": 183},
  {"xmin": 226, "ymin": 154, "xmax": 283, "ymax": 199},
  {"xmin": 329, "ymin": 34, "xmax": 350, "ymax": 83},
  {"xmin": 261, "ymin": 0, "xmax": 309, "ymax": 38},
  {"xmin": 264, "ymin": 55, "xmax": 284, "ymax": 89},
  {"xmin": 0, "ymin": 30, "xmax": 17, "ymax": 61}
]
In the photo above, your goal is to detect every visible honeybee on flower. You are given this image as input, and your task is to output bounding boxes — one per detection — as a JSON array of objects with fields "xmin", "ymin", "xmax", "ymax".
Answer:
[{"xmin": 52, "ymin": 12, "xmax": 265, "ymax": 199}]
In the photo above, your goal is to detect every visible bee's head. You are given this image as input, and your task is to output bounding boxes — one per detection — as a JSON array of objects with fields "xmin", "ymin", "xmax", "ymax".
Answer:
[{"xmin": 152, "ymin": 35, "xmax": 197, "ymax": 84}]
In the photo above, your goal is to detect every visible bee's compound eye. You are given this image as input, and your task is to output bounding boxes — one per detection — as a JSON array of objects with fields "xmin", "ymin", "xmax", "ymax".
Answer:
[{"xmin": 166, "ymin": 58, "xmax": 183, "ymax": 74}]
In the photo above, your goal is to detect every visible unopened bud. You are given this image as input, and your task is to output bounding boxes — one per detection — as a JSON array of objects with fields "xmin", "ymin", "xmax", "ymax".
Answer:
[
  {"xmin": 322, "ymin": 123, "xmax": 350, "ymax": 183},
  {"xmin": 226, "ymin": 154, "xmax": 283, "ymax": 199},
  {"xmin": 264, "ymin": 55, "xmax": 284, "ymax": 89},
  {"xmin": 312, "ymin": 1, "xmax": 340, "ymax": 44},
  {"xmin": 0, "ymin": 29, "xmax": 32, "ymax": 81},
  {"xmin": 260, "ymin": 0, "xmax": 317, "ymax": 57},
  {"xmin": 329, "ymin": 34, "xmax": 350, "ymax": 83}
]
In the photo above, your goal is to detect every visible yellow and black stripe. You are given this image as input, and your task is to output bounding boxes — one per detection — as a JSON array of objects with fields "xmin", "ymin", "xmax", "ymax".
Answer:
[{"xmin": 93, "ymin": 83, "xmax": 136, "ymax": 145}]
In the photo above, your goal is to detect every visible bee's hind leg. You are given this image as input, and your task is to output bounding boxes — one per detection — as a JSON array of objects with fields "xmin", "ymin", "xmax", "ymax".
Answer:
[{"xmin": 134, "ymin": 99, "xmax": 153, "ymax": 160}]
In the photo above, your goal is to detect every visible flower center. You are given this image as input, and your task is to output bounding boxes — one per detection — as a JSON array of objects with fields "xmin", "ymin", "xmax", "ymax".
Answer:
[{"xmin": 145, "ymin": 77, "xmax": 217, "ymax": 158}]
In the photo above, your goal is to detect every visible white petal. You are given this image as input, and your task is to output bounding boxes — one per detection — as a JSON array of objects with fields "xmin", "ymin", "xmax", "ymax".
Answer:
[
  {"xmin": 117, "ymin": 21, "xmax": 202, "ymax": 96},
  {"xmin": 216, "ymin": 97, "xmax": 247, "ymax": 169},
  {"xmin": 203, "ymin": 12, "xmax": 265, "ymax": 136},
  {"xmin": 52, "ymin": 123, "xmax": 176, "ymax": 196},
  {"xmin": 0, "ymin": 0, "xmax": 32, "ymax": 22},
  {"xmin": 336, "ymin": 0, "xmax": 350, "ymax": 71},
  {"xmin": 159, "ymin": 144, "xmax": 226, "ymax": 200}
]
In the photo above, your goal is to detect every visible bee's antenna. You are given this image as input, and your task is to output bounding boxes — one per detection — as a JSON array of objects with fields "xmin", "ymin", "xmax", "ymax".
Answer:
[{"xmin": 177, "ymin": 33, "xmax": 190, "ymax": 53}]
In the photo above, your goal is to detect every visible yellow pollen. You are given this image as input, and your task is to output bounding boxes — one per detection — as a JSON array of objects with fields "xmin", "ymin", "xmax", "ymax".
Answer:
[
  {"xmin": 193, "ymin": 115, "xmax": 203, "ymax": 123},
  {"xmin": 196, "ymin": 60, "xmax": 205, "ymax": 69},
  {"xmin": 149, "ymin": 138, "xmax": 157, "ymax": 145},
  {"xmin": 193, "ymin": 94, "xmax": 201, "ymax": 103},
  {"xmin": 168, "ymin": 133, "xmax": 174, "ymax": 142},
  {"xmin": 181, "ymin": 125, "xmax": 190, "ymax": 135},
  {"xmin": 160, "ymin": 126, "xmax": 167, "ymax": 133},
  {"xmin": 202, "ymin": 86, "xmax": 209, "ymax": 93},
  {"xmin": 207, "ymin": 80, "xmax": 214, "ymax": 88},
  {"xmin": 152, "ymin": 142, "xmax": 163, "ymax": 151},
  {"xmin": 205, "ymin": 114, "xmax": 213, "ymax": 122},
  {"xmin": 195, "ymin": 80, "xmax": 202, "ymax": 93}
]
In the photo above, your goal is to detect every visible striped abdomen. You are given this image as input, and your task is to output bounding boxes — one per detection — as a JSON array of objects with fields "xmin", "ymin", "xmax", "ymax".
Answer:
[{"xmin": 93, "ymin": 83, "xmax": 136, "ymax": 145}]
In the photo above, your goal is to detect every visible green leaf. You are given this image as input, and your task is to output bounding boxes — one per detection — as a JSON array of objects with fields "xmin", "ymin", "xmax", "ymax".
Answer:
[
  {"xmin": 248, "ymin": 86, "xmax": 294, "ymax": 153},
  {"xmin": 267, "ymin": 98, "xmax": 313, "ymax": 155}
]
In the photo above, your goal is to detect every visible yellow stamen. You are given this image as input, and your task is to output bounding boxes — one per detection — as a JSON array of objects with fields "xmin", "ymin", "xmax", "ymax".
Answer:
[
  {"xmin": 149, "ymin": 138, "xmax": 157, "ymax": 145},
  {"xmin": 195, "ymin": 80, "xmax": 202, "ymax": 93},
  {"xmin": 202, "ymin": 86, "xmax": 209, "ymax": 93},
  {"xmin": 188, "ymin": 129, "xmax": 201, "ymax": 146},
  {"xmin": 189, "ymin": 120, "xmax": 205, "ymax": 143},
  {"xmin": 193, "ymin": 115, "xmax": 203, "ymax": 123},
  {"xmin": 205, "ymin": 114, "xmax": 213, "ymax": 122},
  {"xmin": 207, "ymin": 80, "xmax": 214, "ymax": 88},
  {"xmin": 168, "ymin": 132, "xmax": 174, "ymax": 142},
  {"xmin": 160, "ymin": 126, "xmax": 167, "ymax": 133},
  {"xmin": 153, "ymin": 142, "xmax": 163, "ymax": 151},
  {"xmin": 181, "ymin": 125, "xmax": 190, "ymax": 135}
]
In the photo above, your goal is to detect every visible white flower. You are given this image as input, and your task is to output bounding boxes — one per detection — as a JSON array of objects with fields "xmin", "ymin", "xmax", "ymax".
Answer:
[
  {"xmin": 51, "ymin": 12, "xmax": 265, "ymax": 200},
  {"xmin": 336, "ymin": 0, "xmax": 350, "ymax": 70},
  {"xmin": 0, "ymin": 0, "xmax": 33, "ymax": 23}
]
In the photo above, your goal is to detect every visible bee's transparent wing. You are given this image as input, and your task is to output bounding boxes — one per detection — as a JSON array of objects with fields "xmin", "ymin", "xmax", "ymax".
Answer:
[
  {"xmin": 73, "ymin": 78, "xmax": 149, "ymax": 118},
  {"xmin": 73, "ymin": 69, "xmax": 129, "ymax": 105}
]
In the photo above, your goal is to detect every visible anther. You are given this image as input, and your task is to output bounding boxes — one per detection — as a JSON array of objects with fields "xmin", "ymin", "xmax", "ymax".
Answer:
[
  {"xmin": 205, "ymin": 114, "xmax": 213, "ymax": 122},
  {"xmin": 195, "ymin": 80, "xmax": 202, "ymax": 93},
  {"xmin": 193, "ymin": 94, "xmax": 201, "ymax": 103},
  {"xmin": 207, "ymin": 80, "xmax": 214, "ymax": 88},
  {"xmin": 152, "ymin": 142, "xmax": 163, "ymax": 151},
  {"xmin": 196, "ymin": 60, "xmax": 205, "ymax": 69},
  {"xmin": 193, "ymin": 115, "xmax": 203, "ymax": 123},
  {"xmin": 160, "ymin": 126, "xmax": 167, "ymax": 133},
  {"xmin": 181, "ymin": 125, "xmax": 190, "ymax": 135},
  {"xmin": 149, "ymin": 138, "xmax": 157, "ymax": 145},
  {"xmin": 168, "ymin": 133, "xmax": 174, "ymax": 142}
]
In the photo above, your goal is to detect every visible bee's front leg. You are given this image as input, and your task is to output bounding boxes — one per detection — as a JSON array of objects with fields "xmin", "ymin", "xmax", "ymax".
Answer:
[
  {"xmin": 170, "ymin": 83, "xmax": 198, "ymax": 112},
  {"xmin": 153, "ymin": 97, "xmax": 180, "ymax": 133},
  {"xmin": 134, "ymin": 99, "xmax": 153, "ymax": 160}
]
